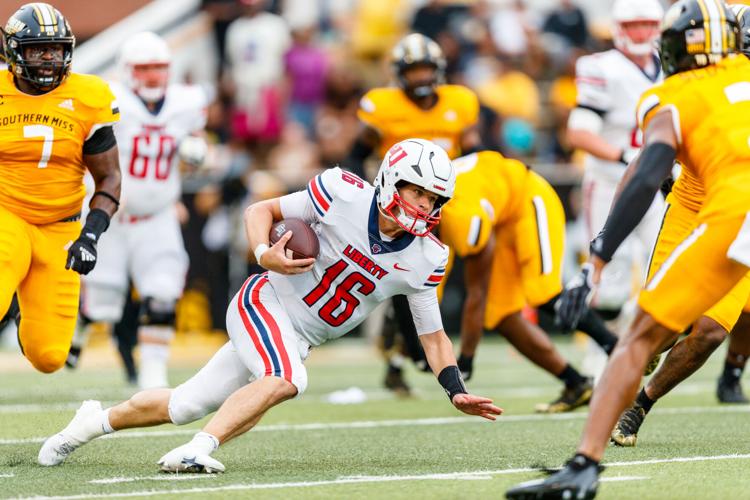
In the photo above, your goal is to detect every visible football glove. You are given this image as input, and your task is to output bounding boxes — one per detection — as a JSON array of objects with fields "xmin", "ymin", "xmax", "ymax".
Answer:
[
  {"xmin": 556, "ymin": 263, "xmax": 596, "ymax": 332},
  {"xmin": 66, "ymin": 234, "xmax": 98, "ymax": 275},
  {"xmin": 65, "ymin": 208, "xmax": 110, "ymax": 275},
  {"xmin": 457, "ymin": 354, "xmax": 474, "ymax": 381}
]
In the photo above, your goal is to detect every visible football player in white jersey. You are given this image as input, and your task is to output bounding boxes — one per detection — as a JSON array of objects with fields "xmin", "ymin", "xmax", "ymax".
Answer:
[
  {"xmin": 67, "ymin": 32, "xmax": 210, "ymax": 389},
  {"xmin": 39, "ymin": 139, "xmax": 503, "ymax": 473},
  {"xmin": 563, "ymin": 0, "xmax": 665, "ymax": 353}
]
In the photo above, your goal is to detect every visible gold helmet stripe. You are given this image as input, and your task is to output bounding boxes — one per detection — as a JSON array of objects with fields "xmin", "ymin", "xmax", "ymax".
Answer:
[
  {"xmin": 695, "ymin": 0, "xmax": 712, "ymax": 53},
  {"xmin": 702, "ymin": 0, "xmax": 724, "ymax": 53},
  {"xmin": 714, "ymin": 0, "xmax": 727, "ymax": 53}
]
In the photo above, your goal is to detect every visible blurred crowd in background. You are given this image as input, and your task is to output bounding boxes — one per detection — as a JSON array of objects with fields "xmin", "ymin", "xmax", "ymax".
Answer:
[{"xmin": 172, "ymin": 0, "xmax": 661, "ymax": 334}]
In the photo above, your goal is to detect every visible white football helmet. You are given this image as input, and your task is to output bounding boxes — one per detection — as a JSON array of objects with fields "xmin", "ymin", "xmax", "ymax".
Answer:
[
  {"xmin": 612, "ymin": 0, "xmax": 663, "ymax": 56},
  {"xmin": 119, "ymin": 31, "xmax": 171, "ymax": 102},
  {"xmin": 375, "ymin": 138, "xmax": 455, "ymax": 237}
]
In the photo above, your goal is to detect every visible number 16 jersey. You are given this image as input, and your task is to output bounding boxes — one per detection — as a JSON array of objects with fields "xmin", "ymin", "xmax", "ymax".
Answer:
[
  {"xmin": 110, "ymin": 82, "xmax": 209, "ymax": 217},
  {"xmin": 273, "ymin": 167, "xmax": 449, "ymax": 346}
]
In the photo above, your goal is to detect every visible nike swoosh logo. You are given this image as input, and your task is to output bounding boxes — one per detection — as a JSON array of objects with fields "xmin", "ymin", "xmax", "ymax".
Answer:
[{"xmin": 393, "ymin": 263, "xmax": 410, "ymax": 272}]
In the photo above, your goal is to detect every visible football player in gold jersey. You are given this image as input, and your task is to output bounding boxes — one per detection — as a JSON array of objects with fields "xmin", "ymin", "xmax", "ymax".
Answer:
[
  {"xmin": 439, "ymin": 151, "xmax": 622, "ymax": 413},
  {"xmin": 609, "ymin": 2, "xmax": 750, "ymax": 449},
  {"xmin": 508, "ymin": 1, "xmax": 749, "ymax": 497},
  {"xmin": 347, "ymin": 33, "xmax": 481, "ymax": 175},
  {"xmin": 0, "ymin": 3, "xmax": 120, "ymax": 374}
]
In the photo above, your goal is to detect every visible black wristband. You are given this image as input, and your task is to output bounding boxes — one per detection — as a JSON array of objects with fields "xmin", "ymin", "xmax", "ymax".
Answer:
[
  {"xmin": 81, "ymin": 208, "xmax": 110, "ymax": 242},
  {"xmin": 91, "ymin": 190, "xmax": 120, "ymax": 208},
  {"xmin": 617, "ymin": 150, "xmax": 628, "ymax": 165},
  {"xmin": 437, "ymin": 365, "xmax": 468, "ymax": 401}
]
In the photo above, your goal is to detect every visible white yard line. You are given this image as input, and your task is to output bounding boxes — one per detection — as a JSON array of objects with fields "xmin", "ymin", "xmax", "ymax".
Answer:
[
  {"xmin": 0, "ymin": 474, "xmax": 12, "ymax": 479},
  {"xmin": 14, "ymin": 454, "xmax": 750, "ymax": 500},
  {"xmin": 600, "ymin": 476, "xmax": 648, "ymax": 482},
  {"xmin": 89, "ymin": 476, "xmax": 217, "ymax": 484},
  {"xmin": 0, "ymin": 380, "xmax": 721, "ymax": 409},
  {"xmin": 2, "ymin": 405, "xmax": 749, "ymax": 446}
]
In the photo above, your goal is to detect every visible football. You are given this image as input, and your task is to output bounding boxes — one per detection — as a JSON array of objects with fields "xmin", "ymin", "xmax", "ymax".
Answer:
[{"xmin": 269, "ymin": 218, "xmax": 320, "ymax": 260}]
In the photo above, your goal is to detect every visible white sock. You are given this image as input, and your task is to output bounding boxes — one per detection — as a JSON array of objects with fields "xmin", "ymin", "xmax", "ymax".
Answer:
[
  {"xmin": 100, "ymin": 408, "xmax": 114, "ymax": 434},
  {"xmin": 140, "ymin": 342, "xmax": 170, "ymax": 362},
  {"xmin": 190, "ymin": 432, "xmax": 219, "ymax": 455}
]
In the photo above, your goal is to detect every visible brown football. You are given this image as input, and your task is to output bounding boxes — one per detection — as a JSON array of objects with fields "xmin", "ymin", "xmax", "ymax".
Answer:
[{"xmin": 269, "ymin": 218, "xmax": 320, "ymax": 260}]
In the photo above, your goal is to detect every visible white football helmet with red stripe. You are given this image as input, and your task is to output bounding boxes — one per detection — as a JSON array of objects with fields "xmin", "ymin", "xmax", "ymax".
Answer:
[
  {"xmin": 375, "ymin": 138, "xmax": 455, "ymax": 236},
  {"xmin": 119, "ymin": 31, "xmax": 171, "ymax": 102},
  {"xmin": 612, "ymin": 0, "xmax": 663, "ymax": 56}
]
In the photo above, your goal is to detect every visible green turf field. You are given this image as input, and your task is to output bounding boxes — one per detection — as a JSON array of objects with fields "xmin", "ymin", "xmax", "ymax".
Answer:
[{"xmin": 1, "ymin": 336, "xmax": 749, "ymax": 499}]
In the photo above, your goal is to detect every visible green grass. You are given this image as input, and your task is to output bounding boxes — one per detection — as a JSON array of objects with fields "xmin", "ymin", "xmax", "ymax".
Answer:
[{"xmin": 1, "ymin": 336, "xmax": 749, "ymax": 499}]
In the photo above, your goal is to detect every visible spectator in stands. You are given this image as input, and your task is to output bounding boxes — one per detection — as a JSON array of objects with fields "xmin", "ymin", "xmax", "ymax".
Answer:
[
  {"xmin": 542, "ymin": 0, "xmax": 590, "ymax": 49},
  {"xmin": 224, "ymin": 0, "xmax": 291, "ymax": 150},
  {"xmin": 410, "ymin": 0, "xmax": 465, "ymax": 42},
  {"xmin": 314, "ymin": 64, "xmax": 363, "ymax": 167},
  {"xmin": 284, "ymin": 24, "xmax": 329, "ymax": 138}
]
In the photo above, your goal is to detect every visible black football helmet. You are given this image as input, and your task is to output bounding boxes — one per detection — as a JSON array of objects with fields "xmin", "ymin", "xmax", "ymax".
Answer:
[
  {"xmin": 659, "ymin": 0, "xmax": 740, "ymax": 76},
  {"xmin": 730, "ymin": 3, "xmax": 750, "ymax": 57},
  {"xmin": 2, "ymin": 3, "xmax": 75, "ymax": 91},
  {"xmin": 391, "ymin": 33, "xmax": 446, "ymax": 100}
]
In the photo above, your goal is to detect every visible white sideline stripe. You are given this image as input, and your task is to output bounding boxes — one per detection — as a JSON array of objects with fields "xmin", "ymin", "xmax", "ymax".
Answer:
[
  {"xmin": 21, "ymin": 454, "xmax": 750, "ymax": 500},
  {"xmin": 600, "ymin": 476, "xmax": 647, "ymax": 482},
  {"xmin": 2, "ymin": 405, "xmax": 749, "ymax": 445},
  {"xmin": 0, "ymin": 473, "xmax": 13, "ymax": 478}
]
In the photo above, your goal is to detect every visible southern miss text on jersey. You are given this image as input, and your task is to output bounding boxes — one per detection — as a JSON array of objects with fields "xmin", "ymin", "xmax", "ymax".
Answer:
[
  {"xmin": 110, "ymin": 82, "xmax": 209, "ymax": 217},
  {"xmin": 0, "ymin": 70, "xmax": 119, "ymax": 224},
  {"xmin": 274, "ymin": 167, "xmax": 448, "ymax": 346},
  {"xmin": 357, "ymin": 84, "xmax": 479, "ymax": 159},
  {"xmin": 575, "ymin": 49, "xmax": 662, "ymax": 181}
]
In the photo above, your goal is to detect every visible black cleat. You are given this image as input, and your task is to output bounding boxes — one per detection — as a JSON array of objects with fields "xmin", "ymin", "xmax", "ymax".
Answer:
[
  {"xmin": 717, "ymin": 377, "xmax": 749, "ymax": 404},
  {"xmin": 384, "ymin": 369, "xmax": 411, "ymax": 397},
  {"xmin": 611, "ymin": 404, "xmax": 646, "ymax": 447},
  {"xmin": 65, "ymin": 346, "xmax": 82, "ymax": 369},
  {"xmin": 535, "ymin": 377, "xmax": 593, "ymax": 413},
  {"xmin": 506, "ymin": 455, "xmax": 601, "ymax": 500}
]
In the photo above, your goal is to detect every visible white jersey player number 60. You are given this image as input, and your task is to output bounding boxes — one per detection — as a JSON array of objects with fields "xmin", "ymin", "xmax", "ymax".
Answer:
[{"xmin": 24, "ymin": 124, "xmax": 54, "ymax": 169}]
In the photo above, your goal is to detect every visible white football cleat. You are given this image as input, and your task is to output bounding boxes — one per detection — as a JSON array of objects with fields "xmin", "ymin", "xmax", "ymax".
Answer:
[
  {"xmin": 38, "ymin": 400, "xmax": 103, "ymax": 466},
  {"xmin": 158, "ymin": 445, "xmax": 225, "ymax": 473}
]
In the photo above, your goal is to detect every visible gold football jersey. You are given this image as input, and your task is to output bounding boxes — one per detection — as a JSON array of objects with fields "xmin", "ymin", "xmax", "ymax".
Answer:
[
  {"xmin": 0, "ymin": 70, "xmax": 120, "ymax": 224},
  {"xmin": 440, "ymin": 151, "xmax": 530, "ymax": 257},
  {"xmin": 357, "ymin": 84, "xmax": 479, "ymax": 159},
  {"xmin": 637, "ymin": 55, "xmax": 750, "ymax": 219}
]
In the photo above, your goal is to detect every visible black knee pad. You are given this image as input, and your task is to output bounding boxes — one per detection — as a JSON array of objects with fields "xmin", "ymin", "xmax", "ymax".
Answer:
[{"xmin": 139, "ymin": 297, "xmax": 176, "ymax": 326}]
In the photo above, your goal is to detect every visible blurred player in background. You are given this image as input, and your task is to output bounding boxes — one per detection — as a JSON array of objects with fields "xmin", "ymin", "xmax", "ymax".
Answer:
[
  {"xmin": 439, "ymin": 151, "xmax": 620, "ymax": 413},
  {"xmin": 40, "ymin": 139, "xmax": 502, "ymax": 473},
  {"xmin": 66, "ymin": 31, "xmax": 210, "ymax": 389},
  {"xmin": 509, "ymin": 2, "xmax": 749, "ymax": 497},
  {"xmin": 564, "ymin": 0, "xmax": 665, "ymax": 375},
  {"xmin": 0, "ymin": 2, "xmax": 120, "ymax": 373},
  {"xmin": 347, "ymin": 33, "xmax": 482, "ymax": 394}
]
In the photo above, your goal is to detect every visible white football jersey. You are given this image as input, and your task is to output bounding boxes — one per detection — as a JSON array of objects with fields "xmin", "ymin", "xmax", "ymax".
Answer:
[
  {"xmin": 110, "ymin": 82, "xmax": 208, "ymax": 216},
  {"xmin": 574, "ymin": 49, "xmax": 662, "ymax": 182},
  {"xmin": 273, "ymin": 167, "xmax": 448, "ymax": 346}
]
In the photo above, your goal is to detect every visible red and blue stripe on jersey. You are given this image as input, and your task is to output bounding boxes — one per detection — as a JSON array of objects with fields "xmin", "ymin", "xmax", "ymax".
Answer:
[
  {"xmin": 236, "ymin": 273, "xmax": 293, "ymax": 383},
  {"xmin": 424, "ymin": 267, "xmax": 446, "ymax": 287},
  {"xmin": 307, "ymin": 173, "xmax": 333, "ymax": 217}
]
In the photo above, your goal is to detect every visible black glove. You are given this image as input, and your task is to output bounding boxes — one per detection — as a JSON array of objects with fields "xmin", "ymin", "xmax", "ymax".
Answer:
[
  {"xmin": 556, "ymin": 263, "xmax": 595, "ymax": 333},
  {"xmin": 65, "ymin": 209, "xmax": 110, "ymax": 275},
  {"xmin": 457, "ymin": 354, "xmax": 474, "ymax": 381},
  {"xmin": 66, "ymin": 235, "xmax": 98, "ymax": 275}
]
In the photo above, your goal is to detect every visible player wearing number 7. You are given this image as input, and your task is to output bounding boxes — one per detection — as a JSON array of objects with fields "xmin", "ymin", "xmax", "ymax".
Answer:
[
  {"xmin": 0, "ymin": 3, "xmax": 120, "ymax": 373},
  {"xmin": 40, "ymin": 138, "xmax": 502, "ymax": 472}
]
